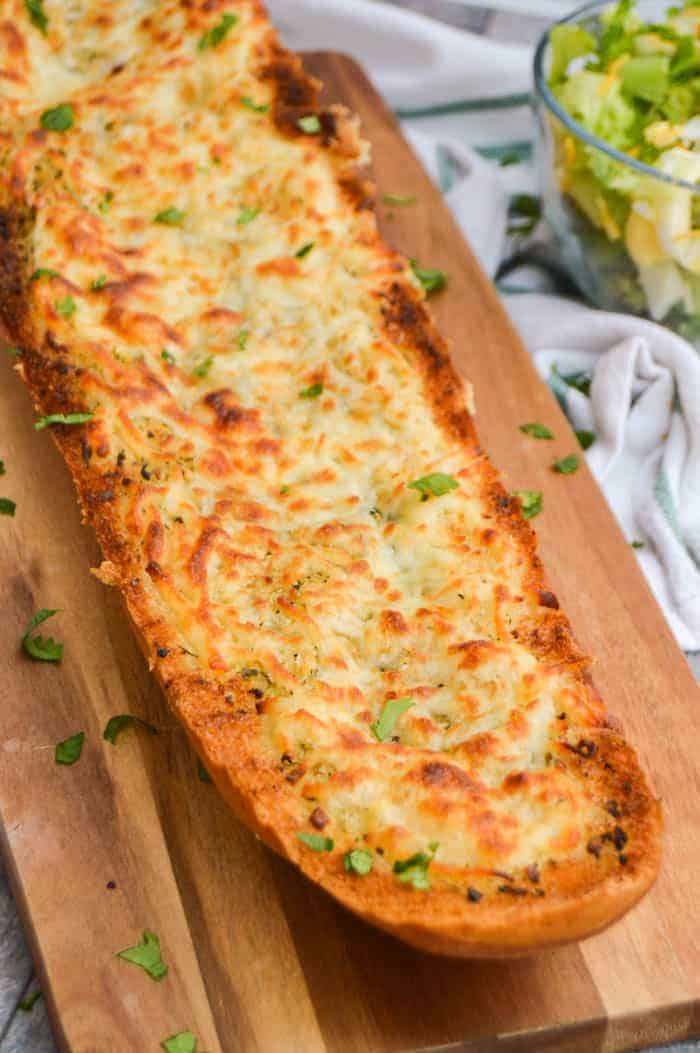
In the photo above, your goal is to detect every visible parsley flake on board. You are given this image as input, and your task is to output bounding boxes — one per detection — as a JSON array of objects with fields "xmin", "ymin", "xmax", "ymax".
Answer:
[
  {"xmin": 197, "ymin": 758, "xmax": 213, "ymax": 783},
  {"xmin": 297, "ymin": 114, "xmax": 321, "ymax": 134},
  {"xmin": 407, "ymin": 472, "xmax": 458, "ymax": 499},
  {"xmin": 0, "ymin": 460, "xmax": 5, "ymax": 476},
  {"xmin": 514, "ymin": 489, "xmax": 543, "ymax": 519},
  {"xmin": 241, "ymin": 95, "xmax": 268, "ymax": 113},
  {"xmin": 236, "ymin": 205, "xmax": 260, "ymax": 225},
  {"xmin": 18, "ymin": 990, "xmax": 42, "ymax": 1012},
  {"xmin": 55, "ymin": 295, "xmax": 76, "ymax": 318},
  {"xmin": 382, "ymin": 193, "xmax": 416, "ymax": 206},
  {"xmin": 295, "ymin": 241, "xmax": 314, "ymax": 258},
  {"xmin": 55, "ymin": 732, "xmax": 85, "ymax": 765},
  {"xmin": 393, "ymin": 845, "xmax": 438, "ymax": 891},
  {"xmin": 0, "ymin": 498, "xmax": 15, "ymax": 517},
  {"xmin": 154, "ymin": 207, "xmax": 185, "ymax": 226},
  {"xmin": 198, "ymin": 12, "xmax": 237, "ymax": 50},
  {"xmin": 370, "ymin": 696, "xmax": 413, "ymax": 742},
  {"xmin": 40, "ymin": 104, "xmax": 74, "ymax": 132},
  {"xmin": 297, "ymin": 832, "xmax": 334, "ymax": 852},
  {"xmin": 299, "ymin": 382, "xmax": 323, "ymax": 399},
  {"xmin": 520, "ymin": 421, "xmax": 554, "ymax": 439},
  {"xmin": 575, "ymin": 429, "xmax": 595, "ymax": 450},
  {"xmin": 103, "ymin": 715, "xmax": 158, "ymax": 745},
  {"xmin": 22, "ymin": 608, "xmax": 63, "ymax": 662},
  {"xmin": 553, "ymin": 454, "xmax": 580, "ymax": 474},
  {"xmin": 117, "ymin": 931, "xmax": 168, "ymax": 981},
  {"xmin": 410, "ymin": 259, "xmax": 447, "ymax": 295},
  {"xmin": 35, "ymin": 412, "xmax": 93, "ymax": 431},
  {"xmin": 344, "ymin": 848, "xmax": 373, "ymax": 875},
  {"xmin": 161, "ymin": 1032, "xmax": 198, "ymax": 1053},
  {"xmin": 631, "ymin": 540, "xmax": 645, "ymax": 549},
  {"xmin": 25, "ymin": 0, "xmax": 48, "ymax": 34}
]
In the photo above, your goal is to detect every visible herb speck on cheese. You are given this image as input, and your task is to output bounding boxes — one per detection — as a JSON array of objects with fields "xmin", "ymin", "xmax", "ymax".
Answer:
[
  {"xmin": 297, "ymin": 114, "xmax": 321, "ymax": 134},
  {"xmin": 198, "ymin": 12, "xmax": 238, "ymax": 50},
  {"xmin": 40, "ymin": 103, "xmax": 74, "ymax": 132}
]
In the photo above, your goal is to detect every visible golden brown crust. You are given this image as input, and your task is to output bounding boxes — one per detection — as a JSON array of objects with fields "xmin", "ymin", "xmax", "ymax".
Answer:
[{"xmin": 0, "ymin": 0, "xmax": 661, "ymax": 957}]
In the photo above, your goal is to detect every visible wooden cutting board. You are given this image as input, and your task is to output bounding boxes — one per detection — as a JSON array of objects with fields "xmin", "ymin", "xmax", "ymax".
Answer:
[{"xmin": 0, "ymin": 52, "xmax": 698, "ymax": 1053}]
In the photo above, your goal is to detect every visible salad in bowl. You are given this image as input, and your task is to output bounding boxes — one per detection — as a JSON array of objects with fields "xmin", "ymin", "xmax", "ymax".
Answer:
[{"xmin": 534, "ymin": 0, "xmax": 700, "ymax": 339}]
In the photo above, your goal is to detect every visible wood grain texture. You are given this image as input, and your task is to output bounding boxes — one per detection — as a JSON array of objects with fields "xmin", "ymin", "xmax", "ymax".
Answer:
[{"xmin": 0, "ymin": 53, "xmax": 698, "ymax": 1053}]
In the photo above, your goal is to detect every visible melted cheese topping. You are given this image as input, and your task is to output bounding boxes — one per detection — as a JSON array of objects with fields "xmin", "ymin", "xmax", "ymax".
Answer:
[{"xmin": 1, "ymin": 0, "xmax": 610, "ymax": 888}]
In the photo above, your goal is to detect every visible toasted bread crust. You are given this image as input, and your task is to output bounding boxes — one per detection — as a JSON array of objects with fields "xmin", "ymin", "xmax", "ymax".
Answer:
[{"xmin": 0, "ymin": 0, "xmax": 661, "ymax": 957}]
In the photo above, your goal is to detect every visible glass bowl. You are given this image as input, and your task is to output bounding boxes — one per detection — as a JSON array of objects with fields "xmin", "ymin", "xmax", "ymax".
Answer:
[{"xmin": 533, "ymin": 0, "xmax": 700, "ymax": 344}]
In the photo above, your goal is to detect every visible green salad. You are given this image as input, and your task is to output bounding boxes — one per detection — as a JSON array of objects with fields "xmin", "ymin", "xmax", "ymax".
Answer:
[{"xmin": 548, "ymin": 0, "xmax": 700, "ymax": 324}]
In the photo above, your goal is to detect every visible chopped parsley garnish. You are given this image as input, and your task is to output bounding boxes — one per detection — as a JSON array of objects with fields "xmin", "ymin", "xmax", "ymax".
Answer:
[
  {"xmin": 241, "ymin": 95, "xmax": 268, "ymax": 113},
  {"xmin": 507, "ymin": 193, "xmax": 541, "ymax": 236},
  {"xmin": 298, "ymin": 376, "xmax": 324, "ymax": 395},
  {"xmin": 344, "ymin": 848, "xmax": 373, "ymax": 875},
  {"xmin": 514, "ymin": 489, "xmax": 543, "ymax": 519},
  {"xmin": 520, "ymin": 421, "xmax": 554, "ymax": 439},
  {"xmin": 382, "ymin": 193, "xmax": 416, "ymax": 207},
  {"xmin": 237, "ymin": 328, "xmax": 249, "ymax": 350},
  {"xmin": 197, "ymin": 758, "xmax": 213, "ymax": 783},
  {"xmin": 22, "ymin": 608, "xmax": 63, "ymax": 662},
  {"xmin": 297, "ymin": 114, "xmax": 321, "ymax": 134},
  {"xmin": 410, "ymin": 259, "xmax": 447, "ymax": 295},
  {"xmin": 407, "ymin": 472, "xmax": 458, "ymax": 499},
  {"xmin": 40, "ymin": 104, "xmax": 74, "ymax": 132},
  {"xmin": 55, "ymin": 732, "xmax": 84, "ymax": 765},
  {"xmin": 0, "ymin": 498, "xmax": 16, "ymax": 517},
  {"xmin": 295, "ymin": 241, "xmax": 314, "ymax": 259},
  {"xmin": 393, "ymin": 845, "xmax": 437, "ymax": 891},
  {"xmin": 297, "ymin": 831, "xmax": 334, "ymax": 852},
  {"xmin": 98, "ymin": 190, "xmax": 113, "ymax": 214},
  {"xmin": 30, "ymin": 268, "xmax": 58, "ymax": 282},
  {"xmin": 575, "ymin": 429, "xmax": 595, "ymax": 450},
  {"xmin": 553, "ymin": 454, "xmax": 580, "ymax": 474},
  {"xmin": 91, "ymin": 274, "xmax": 107, "ymax": 291},
  {"xmin": 103, "ymin": 714, "xmax": 158, "ymax": 745},
  {"xmin": 154, "ymin": 207, "xmax": 185, "ymax": 226},
  {"xmin": 161, "ymin": 349, "xmax": 175, "ymax": 365},
  {"xmin": 552, "ymin": 365, "xmax": 591, "ymax": 398},
  {"xmin": 4, "ymin": 346, "xmax": 22, "ymax": 356},
  {"xmin": 193, "ymin": 356, "xmax": 213, "ymax": 378},
  {"xmin": 299, "ymin": 382, "xmax": 323, "ymax": 399},
  {"xmin": 198, "ymin": 12, "xmax": 238, "ymax": 50},
  {"xmin": 279, "ymin": 484, "xmax": 290, "ymax": 495},
  {"xmin": 631, "ymin": 540, "xmax": 645, "ymax": 549},
  {"xmin": 237, "ymin": 205, "xmax": 260, "ymax": 226},
  {"xmin": 370, "ymin": 696, "xmax": 413, "ymax": 742},
  {"xmin": 18, "ymin": 990, "xmax": 42, "ymax": 1012},
  {"xmin": 25, "ymin": 0, "xmax": 48, "ymax": 34},
  {"xmin": 117, "ymin": 930, "xmax": 168, "ymax": 981},
  {"xmin": 35, "ymin": 412, "xmax": 93, "ymax": 431},
  {"xmin": 55, "ymin": 295, "xmax": 76, "ymax": 318},
  {"xmin": 161, "ymin": 1032, "xmax": 198, "ymax": 1053}
]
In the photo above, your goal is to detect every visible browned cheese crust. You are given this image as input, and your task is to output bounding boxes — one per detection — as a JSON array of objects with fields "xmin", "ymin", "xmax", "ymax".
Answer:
[{"xmin": 0, "ymin": 0, "xmax": 661, "ymax": 956}]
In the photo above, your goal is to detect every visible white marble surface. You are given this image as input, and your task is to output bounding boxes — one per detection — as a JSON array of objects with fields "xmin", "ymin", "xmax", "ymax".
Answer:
[{"xmin": 1, "ymin": 3, "xmax": 698, "ymax": 1050}]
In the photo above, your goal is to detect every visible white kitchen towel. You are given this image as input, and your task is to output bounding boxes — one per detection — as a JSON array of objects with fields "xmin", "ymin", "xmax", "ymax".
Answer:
[{"xmin": 267, "ymin": 0, "xmax": 700, "ymax": 651}]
